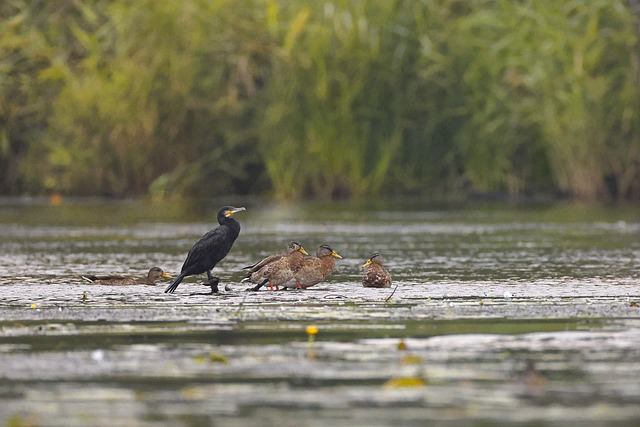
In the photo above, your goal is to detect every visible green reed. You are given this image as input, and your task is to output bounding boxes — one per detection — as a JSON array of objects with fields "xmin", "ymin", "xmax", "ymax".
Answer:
[{"xmin": 0, "ymin": 0, "xmax": 638, "ymax": 200}]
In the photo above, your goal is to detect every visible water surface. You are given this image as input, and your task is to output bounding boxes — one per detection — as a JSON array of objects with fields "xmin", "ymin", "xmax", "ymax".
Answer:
[{"xmin": 0, "ymin": 199, "xmax": 639, "ymax": 426}]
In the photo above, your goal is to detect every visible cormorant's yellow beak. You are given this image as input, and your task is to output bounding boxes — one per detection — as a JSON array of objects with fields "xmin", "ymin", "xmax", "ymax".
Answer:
[
  {"xmin": 162, "ymin": 272, "xmax": 172, "ymax": 279},
  {"xmin": 226, "ymin": 207, "xmax": 247, "ymax": 217},
  {"xmin": 331, "ymin": 250, "xmax": 343, "ymax": 259},
  {"xmin": 299, "ymin": 247, "xmax": 309, "ymax": 256},
  {"xmin": 362, "ymin": 259, "xmax": 372, "ymax": 268}
]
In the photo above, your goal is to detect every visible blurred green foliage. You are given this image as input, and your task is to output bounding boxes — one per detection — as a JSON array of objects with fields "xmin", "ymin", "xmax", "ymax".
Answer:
[{"xmin": 0, "ymin": 0, "xmax": 638, "ymax": 200}]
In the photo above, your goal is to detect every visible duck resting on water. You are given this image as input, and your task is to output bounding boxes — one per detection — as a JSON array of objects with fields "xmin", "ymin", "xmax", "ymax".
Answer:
[
  {"xmin": 82, "ymin": 267, "xmax": 171, "ymax": 286},
  {"xmin": 282, "ymin": 244, "xmax": 342, "ymax": 290},
  {"xmin": 361, "ymin": 252, "xmax": 392, "ymax": 288},
  {"xmin": 164, "ymin": 206, "xmax": 246, "ymax": 294},
  {"xmin": 242, "ymin": 241, "xmax": 309, "ymax": 291}
]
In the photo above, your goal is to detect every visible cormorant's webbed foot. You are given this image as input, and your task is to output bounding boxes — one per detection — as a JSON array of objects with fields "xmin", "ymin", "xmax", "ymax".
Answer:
[{"xmin": 203, "ymin": 277, "xmax": 219, "ymax": 294}]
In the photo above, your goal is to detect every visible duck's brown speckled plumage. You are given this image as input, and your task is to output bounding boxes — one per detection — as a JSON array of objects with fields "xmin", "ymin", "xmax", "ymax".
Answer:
[
  {"xmin": 284, "ymin": 244, "xmax": 342, "ymax": 289},
  {"xmin": 243, "ymin": 241, "xmax": 308, "ymax": 291},
  {"xmin": 362, "ymin": 253, "xmax": 391, "ymax": 288},
  {"xmin": 82, "ymin": 267, "xmax": 171, "ymax": 286}
]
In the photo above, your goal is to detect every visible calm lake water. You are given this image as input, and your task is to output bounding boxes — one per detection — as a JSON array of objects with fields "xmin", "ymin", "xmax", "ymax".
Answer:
[{"xmin": 0, "ymin": 198, "xmax": 639, "ymax": 426}]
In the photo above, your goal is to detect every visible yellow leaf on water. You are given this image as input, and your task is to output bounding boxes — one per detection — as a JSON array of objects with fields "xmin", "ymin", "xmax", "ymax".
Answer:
[
  {"xmin": 193, "ymin": 352, "xmax": 229, "ymax": 364},
  {"xmin": 208, "ymin": 352, "xmax": 229, "ymax": 364},
  {"xmin": 400, "ymin": 355, "xmax": 424, "ymax": 365},
  {"xmin": 383, "ymin": 377, "xmax": 427, "ymax": 389},
  {"xmin": 6, "ymin": 413, "xmax": 39, "ymax": 427}
]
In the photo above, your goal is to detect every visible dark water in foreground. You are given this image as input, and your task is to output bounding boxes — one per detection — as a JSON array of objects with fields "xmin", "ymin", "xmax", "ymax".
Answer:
[{"xmin": 0, "ymin": 199, "xmax": 639, "ymax": 426}]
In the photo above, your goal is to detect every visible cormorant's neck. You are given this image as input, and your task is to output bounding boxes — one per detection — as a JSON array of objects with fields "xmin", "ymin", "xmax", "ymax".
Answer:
[
  {"xmin": 218, "ymin": 214, "xmax": 235, "ymax": 225},
  {"xmin": 219, "ymin": 215, "xmax": 241, "ymax": 232}
]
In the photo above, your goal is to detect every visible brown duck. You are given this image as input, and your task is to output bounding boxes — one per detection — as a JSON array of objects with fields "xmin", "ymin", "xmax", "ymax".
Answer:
[
  {"xmin": 82, "ymin": 267, "xmax": 172, "ymax": 286},
  {"xmin": 242, "ymin": 241, "xmax": 309, "ymax": 291},
  {"xmin": 283, "ymin": 244, "xmax": 342, "ymax": 289},
  {"xmin": 362, "ymin": 253, "xmax": 391, "ymax": 288}
]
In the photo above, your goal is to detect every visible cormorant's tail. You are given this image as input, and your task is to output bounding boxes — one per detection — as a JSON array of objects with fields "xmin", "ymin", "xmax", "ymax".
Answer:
[{"xmin": 165, "ymin": 272, "xmax": 187, "ymax": 294}]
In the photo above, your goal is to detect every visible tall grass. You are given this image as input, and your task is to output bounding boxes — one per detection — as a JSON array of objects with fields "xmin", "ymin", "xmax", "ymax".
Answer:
[
  {"xmin": 0, "ymin": 0, "xmax": 638, "ymax": 200},
  {"xmin": 259, "ymin": 1, "xmax": 422, "ymax": 198}
]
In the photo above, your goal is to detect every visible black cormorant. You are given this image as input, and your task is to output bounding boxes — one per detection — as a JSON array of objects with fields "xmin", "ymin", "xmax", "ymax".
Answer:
[{"xmin": 165, "ymin": 206, "xmax": 246, "ymax": 294}]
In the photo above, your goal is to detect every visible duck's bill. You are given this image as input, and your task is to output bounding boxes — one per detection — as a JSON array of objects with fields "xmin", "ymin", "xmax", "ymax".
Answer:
[
  {"xmin": 331, "ymin": 251, "xmax": 343, "ymax": 259},
  {"xmin": 162, "ymin": 272, "xmax": 172, "ymax": 279},
  {"xmin": 362, "ymin": 259, "xmax": 372, "ymax": 268},
  {"xmin": 299, "ymin": 247, "xmax": 309, "ymax": 256}
]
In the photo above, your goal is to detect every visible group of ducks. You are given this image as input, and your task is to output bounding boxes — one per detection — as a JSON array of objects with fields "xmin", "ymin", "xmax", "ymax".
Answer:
[{"xmin": 82, "ymin": 206, "xmax": 392, "ymax": 292}]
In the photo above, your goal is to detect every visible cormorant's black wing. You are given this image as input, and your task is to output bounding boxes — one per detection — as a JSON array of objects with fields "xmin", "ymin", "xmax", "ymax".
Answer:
[{"xmin": 181, "ymin": 225, "xmax": 236, "ymax": 275}]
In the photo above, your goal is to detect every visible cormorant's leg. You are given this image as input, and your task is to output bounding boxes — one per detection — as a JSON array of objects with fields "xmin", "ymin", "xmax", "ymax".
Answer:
[
  {"xmin": 202, "ymin": 271, "xmax": 219, "ymax": 294},
  {"xmin": 207, "ymin": 277, "xmax": 220, "ymax": 294}
]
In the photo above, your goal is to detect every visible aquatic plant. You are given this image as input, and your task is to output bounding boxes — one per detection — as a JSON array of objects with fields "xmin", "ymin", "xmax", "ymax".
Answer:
[{"xmin": 0, "ymin": 0, "xmax": 638, "ymax": 200}]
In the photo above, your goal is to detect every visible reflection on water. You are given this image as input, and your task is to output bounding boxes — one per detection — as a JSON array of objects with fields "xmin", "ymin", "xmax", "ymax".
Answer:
[{"xmin": 0, "ymin": 199, "xmax": 639, "ymax": 425}]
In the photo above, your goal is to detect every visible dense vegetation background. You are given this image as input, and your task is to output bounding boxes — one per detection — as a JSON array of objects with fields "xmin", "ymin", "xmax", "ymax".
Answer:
[{"xmin": 1, "ymin": 0, "xmax": 639, "ymax": 201}]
